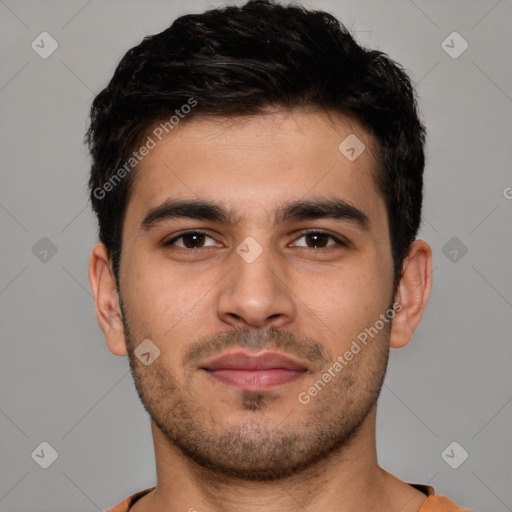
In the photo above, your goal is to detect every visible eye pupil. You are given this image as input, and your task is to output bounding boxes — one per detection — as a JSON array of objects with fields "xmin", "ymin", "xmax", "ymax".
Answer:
[
  {"xmin": 183, "ymin": 233, "xmax": 205, "ymax": 248},
  {"xmin": 307, "ymin": 233, "xmax": 329, "ymax": 248}
]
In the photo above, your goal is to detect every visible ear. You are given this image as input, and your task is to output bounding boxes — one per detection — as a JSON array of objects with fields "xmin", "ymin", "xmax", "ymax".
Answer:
[
  {"xmin": 88, "ymin": 243, "xmax": 128, "ymax": 356},
  {"xmin": 390, "ymin": 239, "xmax": 433, "ymax": 349}
]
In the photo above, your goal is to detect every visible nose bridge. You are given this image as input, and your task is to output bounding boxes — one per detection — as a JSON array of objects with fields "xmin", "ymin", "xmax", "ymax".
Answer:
[{"xmin": 217, "ymin": 236, "xmax": 295, "ymax": 328}]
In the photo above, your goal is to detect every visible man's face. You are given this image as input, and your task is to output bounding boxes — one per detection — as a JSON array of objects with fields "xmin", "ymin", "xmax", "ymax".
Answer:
[{"xmin": 118, "ymin": 109, "xmax": 396, "ymax": 480}]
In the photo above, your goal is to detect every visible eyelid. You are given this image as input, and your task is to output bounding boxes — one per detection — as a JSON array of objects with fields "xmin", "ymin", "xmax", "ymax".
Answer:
[
  {"xmin": 291, "ymin": 229, "xmax": 348, "ymax": 248},
  {"xmin": 164, "ymin": 229, "xmax": 348, "ymax": 250},
  {"xmin": 164, "ymin": 229, "xmax": 218, "ymax": 247}
]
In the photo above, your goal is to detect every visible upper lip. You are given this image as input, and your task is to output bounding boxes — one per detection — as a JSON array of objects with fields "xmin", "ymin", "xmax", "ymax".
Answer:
[{"xmin": 201, "ymin": 350, "xmax": 308, "ymax": 371}]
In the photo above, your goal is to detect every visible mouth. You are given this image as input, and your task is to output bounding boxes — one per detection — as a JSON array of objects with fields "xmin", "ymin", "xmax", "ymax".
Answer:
[{"xmin": 200, "ymin": 350, "xmax": 309, "ymax": 391}]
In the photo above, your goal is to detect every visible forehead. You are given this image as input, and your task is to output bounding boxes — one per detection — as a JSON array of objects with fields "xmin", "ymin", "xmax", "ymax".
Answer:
[{"xmin": 125, "ymin": 109, "xmax": 386, "ymax": 229}]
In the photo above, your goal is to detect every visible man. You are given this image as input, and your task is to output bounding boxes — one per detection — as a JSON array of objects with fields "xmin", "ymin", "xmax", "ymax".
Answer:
[{"xmin": 86, "ymin": 1, "xmax": 471, "ymax": 510}]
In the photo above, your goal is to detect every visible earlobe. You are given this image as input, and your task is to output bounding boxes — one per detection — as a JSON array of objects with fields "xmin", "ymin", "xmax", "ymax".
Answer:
[
  {"xmin": 389, "ymin": 240, "xmax": 433, "ymax": 349},
  {"xmin": 88, "ymin": 243, "xmax": 128, "ymax": 356}
]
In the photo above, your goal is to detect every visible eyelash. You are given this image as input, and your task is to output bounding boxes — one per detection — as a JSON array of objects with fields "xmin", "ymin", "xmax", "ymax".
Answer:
[{"xmin": 163, "ymin": 229, "xmax": 347, "ymax": 252}]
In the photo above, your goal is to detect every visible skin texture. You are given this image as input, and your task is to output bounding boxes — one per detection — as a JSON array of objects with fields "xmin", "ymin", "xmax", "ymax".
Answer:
[{"xmin": 89, "ymin": 109, "xmax": 433, "ymax": 512}]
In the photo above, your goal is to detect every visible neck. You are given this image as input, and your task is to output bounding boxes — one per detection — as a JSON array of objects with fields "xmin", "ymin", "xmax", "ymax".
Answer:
[{"xmin": 132, "ymin": 406, "xmax": 428, "ymax": 512}]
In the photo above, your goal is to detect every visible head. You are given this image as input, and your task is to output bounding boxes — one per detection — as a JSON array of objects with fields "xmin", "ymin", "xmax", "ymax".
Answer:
[{"xmin": 87, "ymin": 0, "xmax": 432, "ymax": 481}]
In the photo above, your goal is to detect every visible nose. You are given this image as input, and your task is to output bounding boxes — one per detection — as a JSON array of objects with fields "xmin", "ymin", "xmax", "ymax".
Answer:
[{"xmin": 217, "ymin": 242, "xmax": 296, "ymax": 329}]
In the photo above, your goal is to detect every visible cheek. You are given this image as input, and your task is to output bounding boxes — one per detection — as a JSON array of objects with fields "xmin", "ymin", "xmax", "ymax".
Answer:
[
  {"xmin": 122, "ymin": 254, "xmax": 217, "ymax": 337},
  {"xmin": 300, "ymin": 257, "xmax": 392, "ymax": 341}
]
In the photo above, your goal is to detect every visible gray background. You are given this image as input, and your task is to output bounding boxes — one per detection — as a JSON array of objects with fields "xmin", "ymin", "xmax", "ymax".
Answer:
[{"xmin": 1, "ymin": 0, "xmax": 511, "ymax": 510}]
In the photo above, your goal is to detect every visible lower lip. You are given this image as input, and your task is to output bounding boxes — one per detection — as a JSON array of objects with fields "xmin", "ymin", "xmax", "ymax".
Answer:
[{"xmin": 204, "ymin": 369, "xmax": 306, "ymax": 391}]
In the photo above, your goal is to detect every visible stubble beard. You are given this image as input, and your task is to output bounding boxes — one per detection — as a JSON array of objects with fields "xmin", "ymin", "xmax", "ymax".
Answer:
[{"xmin": 120, "ymin": 300, "xmax": 390, "ymax": 481}]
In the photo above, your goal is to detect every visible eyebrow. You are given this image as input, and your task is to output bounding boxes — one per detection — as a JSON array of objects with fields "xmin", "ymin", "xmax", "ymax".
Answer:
[{"xmin": 140, "ymin": 197, "xmax": 371, "ymax": 232}]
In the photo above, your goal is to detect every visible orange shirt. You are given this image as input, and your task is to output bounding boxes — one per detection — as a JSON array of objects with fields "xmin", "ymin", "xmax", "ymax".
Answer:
[{"xmin": 105, "ymin": 484, "xmax": 472, "ymax": 512}]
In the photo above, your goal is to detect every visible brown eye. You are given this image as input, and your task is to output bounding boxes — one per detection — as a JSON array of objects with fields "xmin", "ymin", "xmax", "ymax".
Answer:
[
  {"xmin": 291, "ymin": 231, "xmax": 347, "ymax": 249},
  {"xmin": 165, "ymin": 231, "xmax": 218, "ymax": 249}
]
